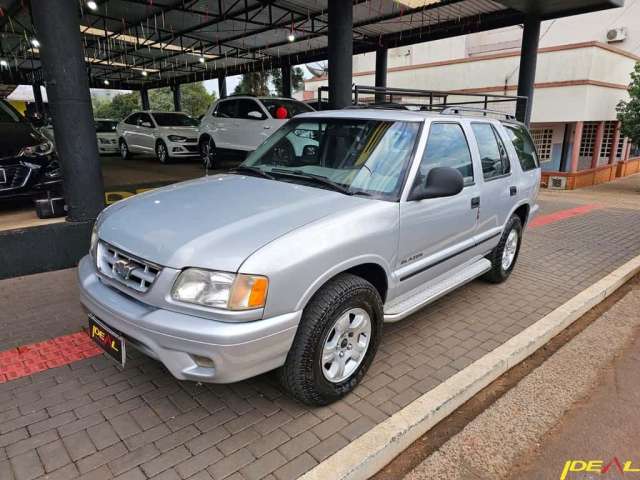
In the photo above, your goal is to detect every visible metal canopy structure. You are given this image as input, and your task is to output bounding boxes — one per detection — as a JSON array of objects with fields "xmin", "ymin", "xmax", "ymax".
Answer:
[{"xmin": 0, "ymin": 0, "xmax": 623, "ymax": 91}]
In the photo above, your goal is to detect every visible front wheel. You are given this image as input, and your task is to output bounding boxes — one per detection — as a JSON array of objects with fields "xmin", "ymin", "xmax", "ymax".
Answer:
[
  {"xmin": 483, "ymin": 215, "xmax": 523, "ymax": 283},
  {"xmin": 278, "ymin": 273, "xmax": 383, "ymax": 406},
  {"xmin": 156, "ymin": 141, "xmax": 170, "ymax": 164},
  {"xmin": 119, "ymin": 139, "xmax": 130, "ymax": 160},
  {"xmin": 200, "ymin": 136, "xmax": 216, "ymax": 169}
]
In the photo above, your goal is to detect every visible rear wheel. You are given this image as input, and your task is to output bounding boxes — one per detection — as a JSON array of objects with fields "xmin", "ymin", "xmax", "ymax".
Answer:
[
  {"xmin": 278, "ymin": 273, "xmax": 383, "ymax": 406},
  {"xmin": 200, "ymin": 136, "xmax": 216, "ymax": 169},
  {"xmin": 156, "ymin": 140, "xmax": 170, "ymax": 164},
  {"xmin": 119, "ymin": 139, "xmax": 130, "ymax": 160},
  {"xmin": 483, "ymin": 215, "xmax": 522, "ymax": 283}
]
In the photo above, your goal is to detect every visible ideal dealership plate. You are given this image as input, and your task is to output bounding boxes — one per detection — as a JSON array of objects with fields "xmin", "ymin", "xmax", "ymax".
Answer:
[{"xmin": 88, "ymin": 313, "xmax": 126, "ymax": 367}]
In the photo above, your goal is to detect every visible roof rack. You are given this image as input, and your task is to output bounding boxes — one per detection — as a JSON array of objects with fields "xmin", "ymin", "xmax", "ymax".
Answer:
[{"xmin": 440, "ymin": 106, "xmax": 518, "ymax": 121}]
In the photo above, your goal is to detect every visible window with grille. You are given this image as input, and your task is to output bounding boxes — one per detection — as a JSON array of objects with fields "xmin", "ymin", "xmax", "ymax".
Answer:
[
  {"xmin": 530, "ymin": 128, "xmax": 553, "ymax": 163},
  {"xmin": 599, "ymin": 121, "xmax": 616, "ymax": 163},
  {"xmin": 579, "ymin": 122, "xmax": 597, "ymax": 158}
]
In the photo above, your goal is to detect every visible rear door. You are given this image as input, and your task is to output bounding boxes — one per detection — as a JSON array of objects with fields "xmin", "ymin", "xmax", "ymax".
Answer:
[
  {"xmin": 396, "ymin": 121, "xmax": 481, "ymax": 294},
  {"xmin": 468, "ymin": 121, "xmax": 516, "ymax": 246}
]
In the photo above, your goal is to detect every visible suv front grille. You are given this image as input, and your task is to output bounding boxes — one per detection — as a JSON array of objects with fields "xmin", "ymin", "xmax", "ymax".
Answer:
[
  {"xmin": 0, "ymin": 164, "xmax": 31, "ymax": 191},
  {"xmin": 97, "ymin": 241, "xmax": 161, "ymax": 293}
]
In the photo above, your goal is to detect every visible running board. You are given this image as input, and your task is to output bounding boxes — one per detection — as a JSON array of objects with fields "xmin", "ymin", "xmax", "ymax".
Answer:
[{"xmin": 384, "ymin": 258, "xmax": 492, "ymax": 322}]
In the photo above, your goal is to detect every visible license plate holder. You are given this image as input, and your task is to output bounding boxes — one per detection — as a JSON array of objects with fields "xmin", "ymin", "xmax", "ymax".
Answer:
[{"xmin": 88, "ymin": 314, "xmax": 126, "ymax": 367}]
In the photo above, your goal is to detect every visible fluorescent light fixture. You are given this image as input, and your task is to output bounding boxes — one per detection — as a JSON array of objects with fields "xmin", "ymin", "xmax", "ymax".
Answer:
[
  {"xmin": 141, "ymin": 70, "xmax": 148, "ymax": 77},
  {"xmin": 103, "ymin": 79, "xmax": 110, "ymax": 86},
  {"xmin": 287, "ymin": 33, "xmax": 295, "ymax": 42},
  {"xmin": 31, "ymin": 38, "xmax": 40, "ymax": 48},
  {"xmin": 199, "ymin": 56, "xmax": 205, "ymax": 63},
  {"xmin": 86, "ymin": 1, "xmax": 98, "ymax": 10},
  {"xmin": 0, "ymin": 59, "xmax": 7, "ymax": 67}
]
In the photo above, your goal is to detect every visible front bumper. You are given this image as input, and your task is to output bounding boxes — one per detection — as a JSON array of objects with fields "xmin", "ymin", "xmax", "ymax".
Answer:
[
  {"xmin": 167, "ymin": 141, "xmax": 199, "ymax": 157},
  {"xmin": 78, "ymin": 255, "xmax": 300, "ymax": 383}
]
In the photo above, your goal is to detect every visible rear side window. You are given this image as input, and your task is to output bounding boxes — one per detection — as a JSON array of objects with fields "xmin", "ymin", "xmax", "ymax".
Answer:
[
  {"xmin": 416, "ymin": 122, "xmax": 474, "ymax": 186},
  {"xmin": 503, "ymin": 124, "xmax": 540, "ymax": 171},
  {"xmin": 124, "ymin": 113, "xmax": 138, "ymax": 125},
  {"xmin": 471, "ymin": 123, "xmax": 511, "ymax": 180}
]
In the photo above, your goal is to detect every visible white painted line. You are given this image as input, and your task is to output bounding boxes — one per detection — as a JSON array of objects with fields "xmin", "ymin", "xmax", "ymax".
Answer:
[{"xmin": 301, "ymin": 254, "xmax": 640, "ymax": 480}]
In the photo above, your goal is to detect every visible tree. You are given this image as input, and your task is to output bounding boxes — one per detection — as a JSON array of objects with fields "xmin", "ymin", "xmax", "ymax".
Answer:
[
  {"xmin": 92, "ymin": 92, "xmax": 140, "ymax": 119},
  {"xmin": 271, "ymin": 67, "xmax": 305, "ymax": 96},
  {"xmin": 617, "ymin": 62, "xmax": 640, "ymax": 145},
  {"xmin": 233, "ymin": 72, "xmax": 270, "ymax": 96}
]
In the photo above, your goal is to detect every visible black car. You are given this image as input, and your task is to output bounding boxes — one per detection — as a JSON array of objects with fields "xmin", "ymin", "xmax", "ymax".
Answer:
[{"xmin": 0, "ymin": 100, "xmax": 63, "ymax": 209}]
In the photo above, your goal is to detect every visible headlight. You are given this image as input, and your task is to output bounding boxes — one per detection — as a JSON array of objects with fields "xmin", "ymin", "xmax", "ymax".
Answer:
[
  {"xmin": 168, "ymin": 135, "xmax": 188, "ymax": 142},
  {"xmin": 90, "ymin": 223, "xmax": 99, "ymax": 259},
  {"xmin": 171, "ymin": 268, "xmax": 268, "ymax": 310},
  {"xmin": 19, "ymin": 140, "xmax": 54, "ymax": 157}
]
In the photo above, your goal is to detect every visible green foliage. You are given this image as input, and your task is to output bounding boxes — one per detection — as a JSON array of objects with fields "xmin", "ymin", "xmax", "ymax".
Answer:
[
  {"xmin": 617, "ymin": 62, "xmax": 640, "ymax": 145},
  {"xmin": 272, "ymin": 67, "xmax": 305, "ymax": 96},
  {"xmin": 91, "ymin": 82, "xmax": 215, "ymax": 120},
  {"xmin": 233, "ymin": 72, "xmax": 271, "ymax": 96}
]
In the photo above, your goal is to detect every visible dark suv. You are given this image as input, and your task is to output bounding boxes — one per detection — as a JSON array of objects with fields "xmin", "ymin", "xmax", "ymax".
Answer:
[{"xmin": 0, "ymin": 100, "xmax": 62, "ymax": 204}]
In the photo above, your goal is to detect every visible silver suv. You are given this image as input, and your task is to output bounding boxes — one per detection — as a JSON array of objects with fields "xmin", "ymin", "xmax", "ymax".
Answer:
[{"xmin": 79, "ymin": 109, "xmax": 540, "ymax": 405}]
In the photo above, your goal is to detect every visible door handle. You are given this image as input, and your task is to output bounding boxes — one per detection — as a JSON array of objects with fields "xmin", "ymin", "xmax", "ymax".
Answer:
[
  {"xmin": 263, "ymin": 125, "xmax": 271, "ymax": 129},
  {"xmin": 510, "ymin": 186, "xmax": 517, "ymax": 196},
  {"xmin": 471, "ymin": 197, "xmax": 480, "ymax": 209}
]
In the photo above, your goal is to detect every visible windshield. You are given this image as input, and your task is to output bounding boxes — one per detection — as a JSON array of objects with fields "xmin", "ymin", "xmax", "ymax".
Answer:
[
  {"xmin": 242, "ymin": 118, "xmax": 421, "ymax": 200},
  {"xmin": 261, "ymin": 99, "xmax": 314, "ymax": 119},
  {"xmin": 95, "ymin": 120, "xmax": 118, "ymax": 133},
  {"xmin": 152, "ymin": 112, "xmax": 198, "ymax": 127},
  {"xmin": 0, "ymin": 101, "xmax": 24, "ymax": 123}
]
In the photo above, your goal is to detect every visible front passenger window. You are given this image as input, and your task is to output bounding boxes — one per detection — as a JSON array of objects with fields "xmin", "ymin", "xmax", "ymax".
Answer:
[
  {"xmin": 471, "ymin": 123, "xmax": 511, "ymax": 180},
  {"xmin": 415, "ymin": 122, "xmax": 474, "ymax": 187}
]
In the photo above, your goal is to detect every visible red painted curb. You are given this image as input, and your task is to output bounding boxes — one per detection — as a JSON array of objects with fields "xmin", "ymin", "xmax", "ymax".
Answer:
[
  {"xmin": 529, "ymin": 204, "xmax": 602, "ymax": 228},
  {"xmin": 0, "ymin": 331, "xmax": 102, "ymax": 383}
]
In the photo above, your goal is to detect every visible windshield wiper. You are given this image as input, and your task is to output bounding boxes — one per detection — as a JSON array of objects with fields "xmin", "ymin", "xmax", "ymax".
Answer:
[
  {"xmin": 228, "ymin": 166, "xmax": 275, "ymax": 180},
  {"xmin": 270, "ymin": 168, "xmax": 352, "ymax": 195}
]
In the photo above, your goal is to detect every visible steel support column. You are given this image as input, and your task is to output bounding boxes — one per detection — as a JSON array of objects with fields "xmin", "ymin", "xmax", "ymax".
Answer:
[
  {"xmin": 31, "ymin": 0, "xmax": 104, "ymax": 222},
  {"xmin": 281, "ymin": 64, "xmax": 292, "ymax": 98},
  {"xmin": 375, "ymin": 47, "xmax": 388, "ymax": 103},
  {"xmin": 569, "ymin": 121, "xmax": 584, "ymax": 173},
  {"xmin": 140, "ymin": 88, "xmax": 150, "ymax": 110},
  {"xmin": 328, "ymin": 0, "xmax": 353, "ymax": 109},
  {"xmin": 218, "ymin": 74, "xmax": 227, "ymax": 99},
  {"xmin": 32, "ymin": 82, "xmax": 44, "ymax": 116},
  {"xmin": 516, "ymin": 16, "xmax": 540, "ymax": 125},
  {"xmin": 172, "ymin": 84, "xmax": 181, "ymax": 112}
]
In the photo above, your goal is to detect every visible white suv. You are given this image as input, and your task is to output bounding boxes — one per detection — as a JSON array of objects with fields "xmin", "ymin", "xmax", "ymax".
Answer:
[
  {"xmin": 117, "ymin": 111, "xmax": 200, "ymax": 163},
  {"xmin": 198, "ymin": 96, "xmax": 313, "ymax": 167}
]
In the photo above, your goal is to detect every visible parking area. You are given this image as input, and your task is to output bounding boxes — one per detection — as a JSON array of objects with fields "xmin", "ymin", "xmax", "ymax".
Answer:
[{"xmin": 1, "ymin": 174, "xmax": 639, "ymax": 480}]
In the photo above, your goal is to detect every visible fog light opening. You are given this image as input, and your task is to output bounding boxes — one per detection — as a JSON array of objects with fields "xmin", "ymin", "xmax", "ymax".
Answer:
[{"xmin": 192, "ymin": 355, "xmax": 215, "ymax": 368}]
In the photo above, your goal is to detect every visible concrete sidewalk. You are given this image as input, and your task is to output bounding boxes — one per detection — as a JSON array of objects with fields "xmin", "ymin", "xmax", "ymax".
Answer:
[{"xmin": 405, "ymin": 278, "xmax": 640, "ymax": 480}]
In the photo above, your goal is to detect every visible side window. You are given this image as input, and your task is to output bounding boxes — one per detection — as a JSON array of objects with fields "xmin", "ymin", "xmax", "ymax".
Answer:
[
  {"xmin": 216, "ymin": 100, "xmax": 237, "ymax": 118},
  {"xmin": 237, "ymin": 99, "xmax": 266, "ymax": 120},
  {"xmin": 471, "ymin": 123, "xmax": 510, "ymax": 180},
  {"xmin": 503, "ymin": 124, "xmax": 540, "ymax": 171},
  {"xmin": 138, "ymin": 113, "xmax": 153, "ymax": 127},
  {"xmin": 415, "ymin": 122, "xmax": 474, "ymax": 187},
  {"xmin": 124, "ymin": 113, "xmax": 138, "ymax": 125}
]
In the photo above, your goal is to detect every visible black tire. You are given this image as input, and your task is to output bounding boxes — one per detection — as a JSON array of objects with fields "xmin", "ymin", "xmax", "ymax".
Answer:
[
  {"xmin": 483, "ymin": 215, "xmax": 523, "ymax": 283},
  {"xmin": 278, "ymin": 273, "xmax": 383, "ymax": 406},
  {"xmin": 272, "ymin": 138, "xmax": 295, "ymax": 166},
  {"xmin": 200, "ymin": 136, "xmax": 216, "ymax": 169},
  {"xmin": 119, "ymin": 139, "xmax": 130, "ymax": 160},
  {"xmin": 156, "ymin": 140, "xmax": 171, "ymax": 164}
]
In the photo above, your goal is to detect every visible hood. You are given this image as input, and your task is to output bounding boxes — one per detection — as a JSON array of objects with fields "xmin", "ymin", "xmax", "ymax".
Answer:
[
  {"xmin": 0, "ymin": 122, "xmax": 43, "ymax": 159},
  {"xmin": 98, "ymin": 174, "xmax": 370, "ymax": 271}
]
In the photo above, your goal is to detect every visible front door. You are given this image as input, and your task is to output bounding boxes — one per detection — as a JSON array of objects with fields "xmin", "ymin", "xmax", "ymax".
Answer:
[
  {"xmin": 136, "ymin": 113, "xmax": 156, "ymax": 153},
  {"xmin": 232, "ymin": 99, "xmax": 270, "ymax": 151},
  {"xmin": 396, "ymin": 121, "xmax": 481, "ymax": 295}
]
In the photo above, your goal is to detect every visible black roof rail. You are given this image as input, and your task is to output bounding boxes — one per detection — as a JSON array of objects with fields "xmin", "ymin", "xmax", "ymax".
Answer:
[{"xmin": 440, "ymin": 106, "xmax": 518, "ymax": 121}]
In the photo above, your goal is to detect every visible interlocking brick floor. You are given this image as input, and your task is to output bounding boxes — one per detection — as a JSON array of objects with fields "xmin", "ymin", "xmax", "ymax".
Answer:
[{"xmin": 1, "ymin": 179, "xmax": 640, "ymax": 480}]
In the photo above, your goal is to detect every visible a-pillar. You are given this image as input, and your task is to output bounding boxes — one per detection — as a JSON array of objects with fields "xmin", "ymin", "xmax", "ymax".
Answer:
[
  {"xmin": 218, "ymin": 74, "xmax": 227, "ymax": 99},
  {"xmin": 609, "ymin": 121, "xmax": 621, "ymax": 164},
  {"xmin": 375, "ymin": 47, "xmax": 387, "ymax": 103},
  {"xmin": 31, "ymin": 0, "xmax": 104, "ymax": 222},
  {"xmin": 327, "ymin": 0, "xmax": 353, "ymax": 109},
  {"xmin": 172, "ymin": 84, "xmax": 181, "ymax": 112},
  {"xmin": 281, "ymin": 64, "xmax": 292, "ymax": 98},
  {"xmin": 569, "ymin": 121, "xmax": 584, "ymax": 173},
  {"xmin": 32, "ymin": 82, "xmax": 44, "ymax": 116},
  {"xmin": 591, "ymin": 121, "xmax": 605, "ymax": 169},
  {"xmin": 140, "ymin": 88, "xmax": 150, "ymax": 110},
  {"xmin": 516, "ymin": 16, "xmax": 541, "ymax": 125}
]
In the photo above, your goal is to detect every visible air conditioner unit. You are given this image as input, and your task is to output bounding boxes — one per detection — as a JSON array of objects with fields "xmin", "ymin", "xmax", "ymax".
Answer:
[
  {"xmin": 606, "ymin": 27, "xmax": 626, "ymax": 43},
  {"xmin": 548, "ymin": 176, "xmax": 567, "ymax": 190}
]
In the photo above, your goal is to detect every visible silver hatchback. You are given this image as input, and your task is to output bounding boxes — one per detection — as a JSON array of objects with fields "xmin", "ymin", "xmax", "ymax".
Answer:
[{"xmin": 80, "ymin": 109, "xmax": 540, "ymax": 405}]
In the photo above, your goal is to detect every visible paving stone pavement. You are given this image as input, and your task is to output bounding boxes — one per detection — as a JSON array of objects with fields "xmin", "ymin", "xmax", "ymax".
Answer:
[{"xmin": 1, "ymin": 181, "xmax": 640, "ymax": 480}]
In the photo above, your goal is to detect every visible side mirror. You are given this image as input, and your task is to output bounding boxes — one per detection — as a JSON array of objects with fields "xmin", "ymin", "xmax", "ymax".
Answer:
[
  {"xmin": 247, "ymin": 111, "xmax": 264, "ymax": 120},
  {"xmin": 409, "ymin": 166, "xmax": 464, "ymax": 201},
  {"xmin": 302, "ymin": 145, "xmax": 318, "ymax": 158},
  {"xmin": 141, "ymin": 121, "xmax": 153, "ymax": 128}
]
